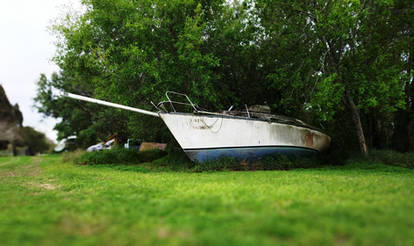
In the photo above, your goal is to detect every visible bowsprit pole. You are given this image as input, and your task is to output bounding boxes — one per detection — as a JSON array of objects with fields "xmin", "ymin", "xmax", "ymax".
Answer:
[{"xmin": 60, "ymin": 91, "xmax": 160, "ymax": 118}]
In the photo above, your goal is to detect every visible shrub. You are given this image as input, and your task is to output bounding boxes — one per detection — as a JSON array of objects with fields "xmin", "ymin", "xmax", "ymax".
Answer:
[
  {"xmin": 21, "ymin": 126, "xmax": 54, "ymax": 154},
  {"xmin": 363, "ymin": 149, "xmax": 414, "ymax": 169},
  {"xmin": 189, "ymin": 150, "xmax": 414, "ymax": 171},
  {"xmin": 151, "ymin": 150, "xmax": 193, "ymax": 171},
  {"xmin": 260, "ymin": 154, "xmax": 324, "ymax": 170},
  {"xmin": 191, "ymin": 154, "xmax": 326, "ymax": 172},
  {"xmin": 62, "ymin": 149, "xmax": 85, "ymax": 163},
  {"xmin": 75, "ymin": 148, "xmax": 166, "ymax": 165},
  {"xmin": 191, "ymin": 157, "xmax": 239, "ymax": 172}
]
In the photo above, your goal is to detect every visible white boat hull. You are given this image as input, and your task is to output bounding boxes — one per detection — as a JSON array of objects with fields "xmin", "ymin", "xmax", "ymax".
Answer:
[
  {"xmin": 62, "ymin": 91, "xmax": 331, "ymax": 163},
  {"xmin": 159, "ymin": 113, "xmax": 331, "ymax": 162}
]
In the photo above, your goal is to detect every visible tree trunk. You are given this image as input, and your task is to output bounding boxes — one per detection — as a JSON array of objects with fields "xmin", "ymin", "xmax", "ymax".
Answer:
[
  {"xmin": 12, "ymin": 143, "xmax": 17, "ymax": 156},
  {"xmin": 345, "ymin": 94, "xmax": 368, "ymax": 154}
]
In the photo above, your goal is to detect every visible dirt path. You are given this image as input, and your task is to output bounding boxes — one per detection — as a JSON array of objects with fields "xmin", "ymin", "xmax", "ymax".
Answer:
[
  {"xmin": 0, "ymin": 159, "xmax": 14, "ymax": 167},
  {"xmin": 0, "ymin": 156, "xmax": 43, "ymax": 177}
]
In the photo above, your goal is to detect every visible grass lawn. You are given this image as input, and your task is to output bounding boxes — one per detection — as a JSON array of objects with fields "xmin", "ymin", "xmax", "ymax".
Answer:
[{"xmin": 0, "ymin": 155, "xmax": 413, "ymax": 246}]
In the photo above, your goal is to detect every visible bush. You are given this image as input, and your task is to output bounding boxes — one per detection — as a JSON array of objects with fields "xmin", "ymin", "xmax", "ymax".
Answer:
[
  {"xmin": 151, "ymin": 150, "xmax": 194, "ymax": 171},
  {"xmin": 260, "ymin": 154, "xmax": 325, "ymax": 170},
  {"xmin": 360, "ymin": 149, "xmax": 414, "ymax": 169},
  {"xmin": 189, "ymin": 150, "xmax": 414, "ymax": 172},
  {"xmin": 191, "ymin": 154, "xmax": 327, "ymax": 172},
  {"xmin": 21, "ymin": 126, "xmax": 54, "ymax": 155},
  {"xmin": 62, "ymin": 149, "xmax": 85, "ymax": 163},
  {"xmin": 75, "ymin": 148, "xmax": 166, "ymax": 165},
  {"xmin": 70, "ymin": 147, "xmax": 414, "ymax": 172},
  {"xmin": 191, "ymin": 157, "xmax": 239, "ymax": 172}
]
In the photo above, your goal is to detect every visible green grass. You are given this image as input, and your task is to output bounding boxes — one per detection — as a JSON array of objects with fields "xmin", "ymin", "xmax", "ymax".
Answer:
[{"xmin": 1, "ymin": 155, "xmax": 414, "ymax": 246}]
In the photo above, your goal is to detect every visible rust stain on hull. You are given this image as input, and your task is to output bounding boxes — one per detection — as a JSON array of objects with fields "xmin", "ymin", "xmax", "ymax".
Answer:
[{"xmin": 305, "ymin": 131, "xmax": 314, "ymax": 147}]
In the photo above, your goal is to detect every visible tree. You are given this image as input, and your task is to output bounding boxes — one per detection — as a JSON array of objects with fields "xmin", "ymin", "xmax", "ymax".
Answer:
[
  {"xmin": 38, "ymin": 0, "xmax": 234, "ymax": 145},
  {"xmin": 20, "ymin": 127, "xmax": 52, "ymax": 155},
  {"xmin": 37, "ymin": 0, "xmax": 413, "ymax": 154},
  {"xmin": 255, "ymin": 0, "xmax": 409, "ymax": 154},
  {"xmin": 391, "ymin": 0, "xmax": 414, "ymax": 152},
  {"xmin": 35, "ymin": 72, "xmax": 131, "ymax": 147}
]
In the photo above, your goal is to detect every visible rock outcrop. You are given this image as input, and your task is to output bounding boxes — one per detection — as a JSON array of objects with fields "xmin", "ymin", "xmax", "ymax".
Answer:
[{"xmin": 0, "ymin": 84, "xmax": 24, "ymax": 151}]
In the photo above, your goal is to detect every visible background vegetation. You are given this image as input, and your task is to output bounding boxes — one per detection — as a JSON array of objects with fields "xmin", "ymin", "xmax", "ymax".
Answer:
[
  {"xmin": 20, "ymin": 126, "xmax": 54, "ymax": 155},
  {"xmin": 34, "ymin": 0, "xmax": 413, "ymax": 154},
  {"xmin": 63, "ymin": 148, "xmax": 413, "ymax": 172},
  {"xmin": 74, "ymin": 148, "xmax": 167, "ymax": 165}
]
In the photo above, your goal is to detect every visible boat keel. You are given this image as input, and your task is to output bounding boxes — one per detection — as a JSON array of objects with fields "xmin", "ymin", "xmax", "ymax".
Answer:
[{"xmin": 184, "ymin": 146, "xmax": 318, "ymax": 162}]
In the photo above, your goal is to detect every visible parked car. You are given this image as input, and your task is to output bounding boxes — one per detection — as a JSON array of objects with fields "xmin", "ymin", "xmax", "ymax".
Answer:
[
  {"xmin": 124, "ymin": 139, "xmax": 141, "ymax": 149},
  {"xmin": 87, "ymin": 139, "xmax": 116, "ymax": 152}
]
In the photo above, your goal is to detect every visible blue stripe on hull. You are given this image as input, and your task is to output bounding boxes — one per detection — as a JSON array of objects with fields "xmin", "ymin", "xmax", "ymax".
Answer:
[{"xmin": 184, "ymin": 146, "xmax": 318, "ymax": 162}]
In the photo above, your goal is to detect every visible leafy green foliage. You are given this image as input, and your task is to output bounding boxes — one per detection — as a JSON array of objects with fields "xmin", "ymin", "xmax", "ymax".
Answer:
[
  {"xmin": 255, "ymin": 0, "xmax": 411, "ymax": 151},
  {"xmin": 73, "ymin": 148, "xmax": 339, "ymax": 171},
  {"xmin": 191, "ymin": 157, "xmax": 239, "ymax": 172},
  {"xmin": 35, "ymin": 72, "xmax": 131, "ymax": 148},
  {"xmin": 20, "ymin": 127, "xmax": 53, "ymax": 155},
  {"xmin": 191, "ymin": 155, "xmax": 326, "ymax": 172},
  {"xmin": 150, "ymin": 150, "xmax": 194, "ymax": 171},
  {"xmin": 74, "ymin": 148, "xmax": 166, "ymax": 165},
  {"xmin": 36, "ymin": 0, "xmax": 414, "ymax": 153},
  {"xmin": 353, "ymin": 149, "xmax": 414, "ymax": 169}
]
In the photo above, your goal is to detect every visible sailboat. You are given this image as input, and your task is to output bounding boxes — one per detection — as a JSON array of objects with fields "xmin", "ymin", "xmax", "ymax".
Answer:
[{"xmin": 61, "ymin": 91, "xmax": 331, "ymax": 162}]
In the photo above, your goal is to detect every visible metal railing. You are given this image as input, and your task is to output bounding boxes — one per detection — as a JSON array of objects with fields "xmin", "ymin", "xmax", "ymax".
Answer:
[
  {"xmin": 157, "ymin": 91, "xmax": 199, "ymax": 113},
  {"xmin": 156, "ymin": 91, "xmax": 252, "ymax": 118}
]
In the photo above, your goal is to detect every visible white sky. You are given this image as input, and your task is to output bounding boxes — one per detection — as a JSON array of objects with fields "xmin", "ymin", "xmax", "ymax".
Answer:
[{"xmin": 0, "ymin": 0, "xmax": 82, "ymax": 142}]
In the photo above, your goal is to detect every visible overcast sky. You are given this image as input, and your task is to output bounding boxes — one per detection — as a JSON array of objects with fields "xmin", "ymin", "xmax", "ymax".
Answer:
[{"xmin": 0, "ymin": 0, "xmax": 82, "ymax": 142}]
